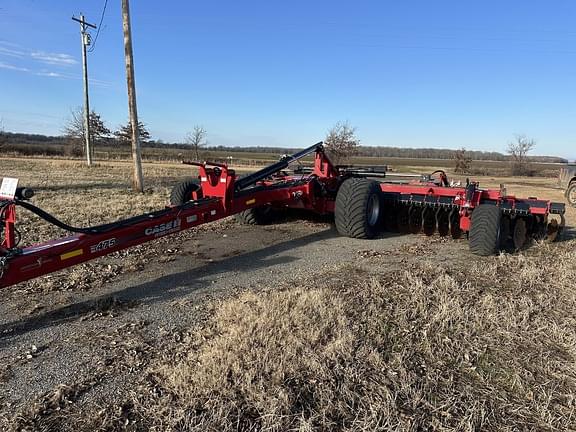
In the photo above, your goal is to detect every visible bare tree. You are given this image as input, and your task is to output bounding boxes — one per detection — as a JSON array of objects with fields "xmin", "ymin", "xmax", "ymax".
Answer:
[
  {"xmin": 453, "ymin": 147, "xmax": 472, "ymax": 174},
  {"xmin": 63, "ymin": 107, "xmax": 111, "ymax": 158},
  {"xmin": 324, "ymin": 121, "xmax": 360, "ymax": 165},
  {"xmin": 185, "ymin": 125, "xmax": 207, "ymax": 160},
  {"xmin": 507, "ymin": 134, "xmax": 536, "ymax": 176}
]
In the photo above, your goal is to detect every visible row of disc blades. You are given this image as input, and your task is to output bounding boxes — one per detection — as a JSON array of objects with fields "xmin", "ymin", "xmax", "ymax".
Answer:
[
  {"xmin": 382, "ymin": 204, "xmax": 462, "ymax": 238},
  {"xmin": 381, "ymin": 202, "xmax": 563, "ymax": 249}
]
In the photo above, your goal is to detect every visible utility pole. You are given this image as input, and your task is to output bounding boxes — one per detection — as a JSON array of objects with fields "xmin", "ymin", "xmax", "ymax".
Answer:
[
  {"xmin": 72, "ymin": 14, "xmax": 97, "ymax": 166},
  {"xmin": 121, "ymin": 0, "xmax": 144, "ymax": 192}
]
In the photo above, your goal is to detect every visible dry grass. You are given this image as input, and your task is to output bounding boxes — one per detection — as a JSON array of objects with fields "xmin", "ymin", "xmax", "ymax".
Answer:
[
  {"xmin": 98, "ymin": 239, "xmax": 575, "ymax": 431},
  {"xmin": 0, "ymin": 158, "xmax": 196, "ymax": 245}
]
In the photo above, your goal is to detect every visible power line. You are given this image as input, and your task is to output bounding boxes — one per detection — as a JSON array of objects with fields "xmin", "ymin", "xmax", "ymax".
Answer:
[
  {"xmin": 71, "ymin": 14, "xmax": 97, "ymax": 166},
  {"xmin": 87, "ymin": 0, "xmax": 108, "ymax": 53}
]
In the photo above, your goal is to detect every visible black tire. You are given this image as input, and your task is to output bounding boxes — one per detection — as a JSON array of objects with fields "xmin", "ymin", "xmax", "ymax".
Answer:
[
  {"xmin": 235, "ymin": 205, "xmax": 275, "ymax": 225},
  {"xmin": 170, "ymin": 179, "xmax": 202, "ymax": 205},
  {"xmin": 469, "ymin": 204, "xmax": 502, "ymax": 256},
  {"xmin": 335, "ymin": 178, "xmax": 382, "ymax": 239},
  {"xmin": 567, "ymin": 182, "xmax": 576, "ymax": 208}
]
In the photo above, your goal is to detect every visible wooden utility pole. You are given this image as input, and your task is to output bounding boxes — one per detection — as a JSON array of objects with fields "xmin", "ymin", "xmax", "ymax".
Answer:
[
  {"xmin": 121, "ymin": 0, "xmax": 144, "ymax": 192},
  {"xmin": 72, "ymin": 14, "xmax": 97, "ymax": 166}
]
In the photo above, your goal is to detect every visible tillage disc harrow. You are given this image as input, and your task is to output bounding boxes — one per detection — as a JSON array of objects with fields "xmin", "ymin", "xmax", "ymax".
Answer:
[
  {"xmin": 374, "ymin": 176, "xmax": 565, "ymax": 255},
  {"xmin": 0, "ymin": 142, "xmax": 566, "ymax": 289}
]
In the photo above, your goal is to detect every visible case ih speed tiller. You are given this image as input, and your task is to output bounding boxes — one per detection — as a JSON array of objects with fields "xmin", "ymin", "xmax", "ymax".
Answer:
[{"xmin": 0, "ymin": 142, "xmax": 566, "ymax": 289}]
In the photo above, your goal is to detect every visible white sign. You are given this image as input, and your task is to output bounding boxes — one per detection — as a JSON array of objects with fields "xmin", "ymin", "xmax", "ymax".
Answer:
[{"xmin": 0, "ymin": 177, "xmax": 18, "ymax": 199}]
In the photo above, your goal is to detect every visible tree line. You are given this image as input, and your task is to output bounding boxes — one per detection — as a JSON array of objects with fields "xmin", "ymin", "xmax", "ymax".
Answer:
[
  {"xmin": 0, "ymin": 129, "xmax": 567, "ymax": 165},
  {"xmin": 59, "ymin": 107, "xmax": 207, "ymax": 160},
  {"xmin": 0, "ymin": 112, "xmax": 568, "ymax": 166}
]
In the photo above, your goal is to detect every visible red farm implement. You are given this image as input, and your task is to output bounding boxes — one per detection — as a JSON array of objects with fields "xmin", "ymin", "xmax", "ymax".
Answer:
[{"xmin": 0, "ymin": 142, "xmax": 566, "ymax": 289}]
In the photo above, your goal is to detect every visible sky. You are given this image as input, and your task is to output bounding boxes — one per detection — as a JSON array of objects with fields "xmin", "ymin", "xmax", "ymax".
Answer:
[{"xmin": 0, "ymin": 1, "xmax": 575, "ymax": 158}]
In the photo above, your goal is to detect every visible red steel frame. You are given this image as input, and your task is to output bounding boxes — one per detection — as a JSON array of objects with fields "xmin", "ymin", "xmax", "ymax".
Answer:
[
  {"xmin": 0, "ymin": 148, "xmax": 338, "ymax": 288},
  {"xmin": 378, "ymin": 183, "xmax": 558, "ymax": 231},
  {"xmin": 0, "ymin": 145, "xmax": 564, "ymax": 289}
]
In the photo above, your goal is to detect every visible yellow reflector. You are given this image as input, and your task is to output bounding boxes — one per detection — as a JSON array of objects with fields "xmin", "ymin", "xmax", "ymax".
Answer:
[
  {"xmin": 60, "ymin": 249, "xmax": 83, "ymax": 260},
  {"xmin": 245, "ymin": 198, "xmax": 256, "ymax": 205}
]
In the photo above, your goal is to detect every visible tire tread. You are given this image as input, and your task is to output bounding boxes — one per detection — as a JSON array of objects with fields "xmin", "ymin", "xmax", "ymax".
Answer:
[
  {"xmin": 170, "ymin": 179, "xmax": 202, "ymax": 206},
  {"xmin": 335, "ymin": 178, "xmax": 381, "ymax": 239},
  {"xmin": 469, "ymin": 204, "xmax": 502, "ymax": 256}
]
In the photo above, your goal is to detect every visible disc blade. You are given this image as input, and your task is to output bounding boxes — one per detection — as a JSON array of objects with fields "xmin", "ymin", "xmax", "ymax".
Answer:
[
  {"xmin": 513, "ymin": 218, "xmax": 527, "ymax": 250},
  {"xmin": 450, "ymin": 209, "xmax": 462, "ymax": 239},
  {"xmin": 422, "ymin": 207, "xmax": 436, "ymax": 236},
  {"xmin": 437, "ymin": 209, "xmax": 450, "ymax": 237}
]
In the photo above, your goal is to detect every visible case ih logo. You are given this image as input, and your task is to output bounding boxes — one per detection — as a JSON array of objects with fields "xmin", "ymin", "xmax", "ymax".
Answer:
[
  {"xmin": 90, "ymin": 238, "xmax": 117, "ymax": 254},
  {"xmin": 145, "ymin": 219, "xmax": 181, "ymax": 237}
]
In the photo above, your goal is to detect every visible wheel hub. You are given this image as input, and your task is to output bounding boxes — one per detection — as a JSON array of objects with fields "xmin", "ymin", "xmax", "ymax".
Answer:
[
  {"xmin": 569, "ymin": 186, "xmax": 576, "ymax": 205},
  {"xmin": 366, "ymin": 194, "xmax": 380, "ymax": 227}
]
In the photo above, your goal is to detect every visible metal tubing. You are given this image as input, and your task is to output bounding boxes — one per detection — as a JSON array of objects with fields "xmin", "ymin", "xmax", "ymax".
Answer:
[{"xmin": 234, "ymin": 142, "xmax": 323, "ymax": 191}]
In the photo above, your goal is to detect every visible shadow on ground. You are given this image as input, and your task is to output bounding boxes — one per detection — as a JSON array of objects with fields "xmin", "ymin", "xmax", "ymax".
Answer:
[
  {"xmin": 560, "ymin": 225, "xmax": 576, "ymax": 241},
  {"xmin": 0, "ymin": 226, "xmax": 345, "ymax": 343}
]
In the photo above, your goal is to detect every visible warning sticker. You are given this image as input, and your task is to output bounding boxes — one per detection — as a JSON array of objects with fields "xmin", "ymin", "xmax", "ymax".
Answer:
[{"xmin": 0, "ymin": 177, "xmax": 18, "ymax": 199}]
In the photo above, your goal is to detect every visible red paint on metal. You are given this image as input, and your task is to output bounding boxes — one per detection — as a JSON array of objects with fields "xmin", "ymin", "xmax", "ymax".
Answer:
[{"xmin": 0, "ymin": 146, "xmax": 563, "ymax": 288}]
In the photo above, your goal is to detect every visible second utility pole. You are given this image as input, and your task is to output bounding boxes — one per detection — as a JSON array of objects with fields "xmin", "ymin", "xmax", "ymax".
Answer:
[
  {"xmin": 72, "ymin": 14, "xmax": 96, "ymax": 166},
  {"xmin": 121, "ymin": 0, "xmax": 144, "ymax": 192}
]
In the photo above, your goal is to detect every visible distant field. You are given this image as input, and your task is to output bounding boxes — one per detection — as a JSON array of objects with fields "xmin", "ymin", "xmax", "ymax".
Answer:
[{"xmin": 0, "ymin": 143, "xmax": 564, "ymax": 178}]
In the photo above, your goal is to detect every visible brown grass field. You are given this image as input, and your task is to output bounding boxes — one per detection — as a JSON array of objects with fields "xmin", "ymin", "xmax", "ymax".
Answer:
[
  {"xmin": 147, "ymin": 243, "xmax": 576, "ymax": 431},
  {"xmin": 1, "ymin": 156, "xmax": 575, "ymax": 431}
]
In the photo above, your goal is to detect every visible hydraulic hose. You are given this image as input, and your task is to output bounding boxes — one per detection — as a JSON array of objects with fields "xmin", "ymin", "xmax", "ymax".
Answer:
[{"xmin": 14, "ymin": 199, "xmax": 152, "ymax": 234}]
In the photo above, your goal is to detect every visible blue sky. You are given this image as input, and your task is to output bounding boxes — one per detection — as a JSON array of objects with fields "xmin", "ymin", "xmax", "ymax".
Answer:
[{"xmin": 1, "ymin": 1, "xmax": 575, "ymax": 158}]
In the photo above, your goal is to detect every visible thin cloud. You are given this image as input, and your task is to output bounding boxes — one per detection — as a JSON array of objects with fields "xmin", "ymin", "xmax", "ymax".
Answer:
[
  {"xmin": 36, "ymin": 71, "xmax": 64, "ymax": 78},
  {"xmin": 31, "ymin": 51, "xmax": 77, "ymax": 66},
  {"xmin": 0, "ymin": 46, "xmax": 26, "ymax": 59},
  {"xmin": 0, "ymin": 61, "xmax": 29, "ymax": 72},
  {"xmin": 1, "ymin": 40, "xmax": 108, "ymax": 87},
  {"xmin": 0, "ymin": 41, "xmax": 77, "ymax": 66},
  {"xmin": 35, "ymin": 69, "xmax": 112, "ymax": 88},
  {"xmin": 1, "ymin": 62, "xmax": 111, "ymax": 88}
]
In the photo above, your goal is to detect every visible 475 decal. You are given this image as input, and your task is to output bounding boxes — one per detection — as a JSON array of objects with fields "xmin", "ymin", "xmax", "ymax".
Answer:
[{"xmin": 90, "ymin": 238, "xmax": 117, "ymax": 254}]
